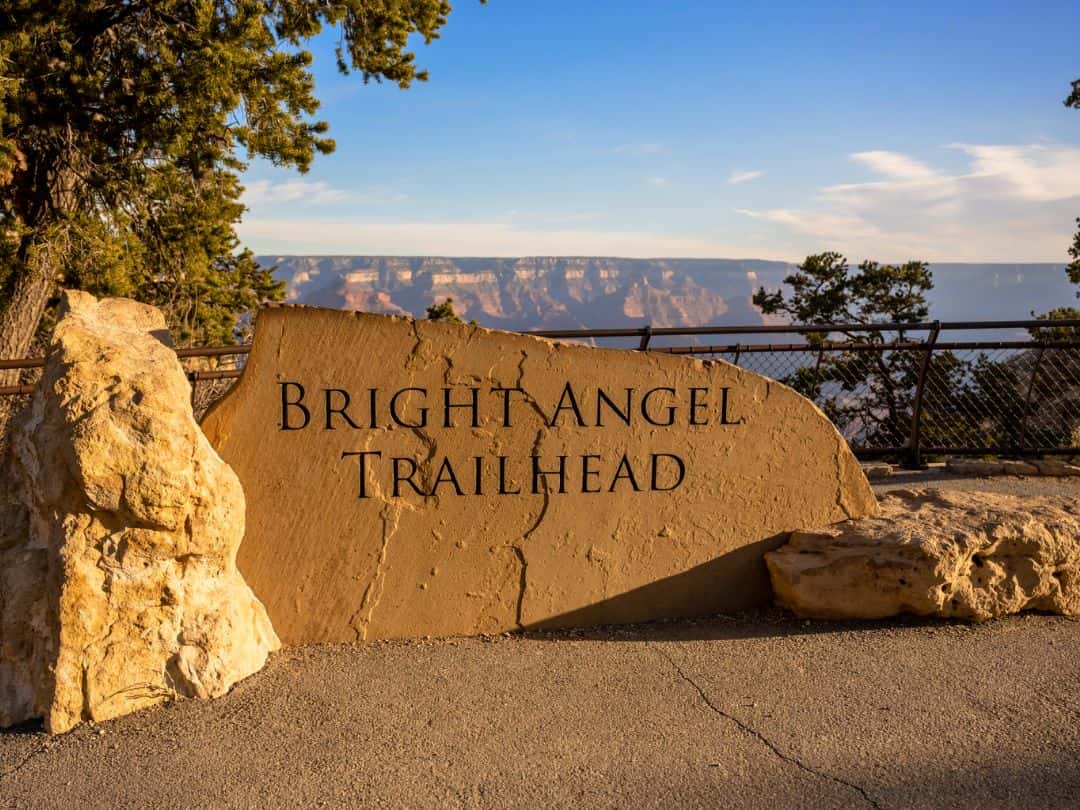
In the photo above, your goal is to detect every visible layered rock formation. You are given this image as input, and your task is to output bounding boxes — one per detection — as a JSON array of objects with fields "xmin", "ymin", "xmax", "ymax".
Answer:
[
  {"xmin": 202, "ymin": 306, "xmax": 877, "ymax": 643},
  {"xmin": 766, "ymin": 488, "xmax": 1079, "ymax": 621},
  {"xmin": 264, "ymin": 256, "xmax": 1080, "ymax": 333},
  {"xmin": 266, "ymin": 256, "xmax": 790, "ymax": 334},
  {"xmin": 1, "ymin": 292, "xmax": 278, "ymax": 733}
]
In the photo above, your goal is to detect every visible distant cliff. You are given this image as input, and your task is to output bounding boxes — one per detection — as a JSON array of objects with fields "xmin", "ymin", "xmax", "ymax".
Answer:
[
  {"xmin": 260, "ymin": 256, "xmax": 794, "ymax": 332},
  {"xmin": 258, "ymin": 256, "xmax": 1074, "ymax": 333}
]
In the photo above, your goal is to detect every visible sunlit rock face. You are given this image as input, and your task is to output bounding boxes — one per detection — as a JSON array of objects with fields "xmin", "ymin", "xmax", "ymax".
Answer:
[
  {"xmin": 266, "ymin": 257, "xmax": 1080, "ymax": 332},
  {"xmin": 201, "ymin": 306, "xmax": 877, "ymax": 644},
  {"xmin": 767, "ymin": 488, "xmax": 1080, "ymax": 622},
  {"xmin": 267, "ymin": 256, "xmax": 791, "ymax": 334},
  {"xmin": 0, "ymin": 292, "xmax": 278, "ymax": 734}
]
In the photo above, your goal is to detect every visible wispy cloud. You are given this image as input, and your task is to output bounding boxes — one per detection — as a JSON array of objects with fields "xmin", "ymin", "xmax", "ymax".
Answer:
[
  {"xmin": 647, "ymin": 176, "xmax": 669, "ymax": 187},
  {"xmin": 613, "ymin": 142, "xmax": 663, "ymax": 156},
  {"xmin": 952, "ymin": 143, "xmax": 1080, "ymax": 201},
  {"xmin": 849, "ymin": 151, "xmax": 940, "ymax": 182},
  {"xmin": 737, "ymin": 143, "xmax": 1080, "ymax": 261},
  {"xmin": 242, "ymin": 179, "xmax": 346, "ymax": 206},
  {"xmin": 727, "ymin": 170, "xmax": 764, "ymax": 185}
]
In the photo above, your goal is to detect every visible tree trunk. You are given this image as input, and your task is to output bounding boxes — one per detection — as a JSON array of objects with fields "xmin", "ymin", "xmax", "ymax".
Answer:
[
  {"xmin": 0, "ymin": 130, "xmax": 85, "ymax": 441},
  {"xmin": 0, "ymin": 231, "xmax": 68, "ymax": 437}
]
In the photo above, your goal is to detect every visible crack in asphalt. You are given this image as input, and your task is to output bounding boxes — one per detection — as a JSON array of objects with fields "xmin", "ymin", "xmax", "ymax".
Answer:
[{"xmin": 651, "ymin": 644, "xmax": 882, "ymax": 809}]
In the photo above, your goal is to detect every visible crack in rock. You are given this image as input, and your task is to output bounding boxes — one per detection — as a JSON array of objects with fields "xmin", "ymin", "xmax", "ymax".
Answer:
[
  {"xmin": 834, "ymin": 438, "xmax": 855, "ymax": 520},
  {"xmin": 347, "ymin": 500, "xmax": 405, "ymax": 642},
  {"xmin": 513, "ymin": 350, "xmax": 552, "ymax": 426},
  {"xmin": 405, "ymin": 319, "xmax": 427, "ymax": 371},
  {"xmin": 510, "ymin": 545, "xmax": 528, "ymax": 629},
  {"xmin": 651, "ymin": 644, "xmax": 882, "ymax": 809},
  {"xmin": 498, "ymin": 351, "xmax": 556, "ymax": 630},
  {"xmin": 408, "ymin": 426, "xmax": 440, "ymax": 504},
  {"xmin": 503, "ymin": 427, "xmax": 548, "ymax": 630}
]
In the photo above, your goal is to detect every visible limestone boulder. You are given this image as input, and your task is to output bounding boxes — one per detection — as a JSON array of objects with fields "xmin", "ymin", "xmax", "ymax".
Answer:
[
  {"xmin": 1, "ymin": 291, "xmax": 278, "ymax": 734},
  {"xmin": 943, "ymin": 458, "xmax": 1080, "ymax": 477},
  {"xmin": 1032, "ymin": 459, "xmax": 1080, "ymax": 477},
  {"xmin": 766, "ymin": 488, "xmax": 1079, "ymax": 621}
]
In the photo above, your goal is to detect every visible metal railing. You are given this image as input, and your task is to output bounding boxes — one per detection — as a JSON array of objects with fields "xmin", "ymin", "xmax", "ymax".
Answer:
[{"xmin": 4, "ymin": 318, "xmax": 1079, "ymax": 464}]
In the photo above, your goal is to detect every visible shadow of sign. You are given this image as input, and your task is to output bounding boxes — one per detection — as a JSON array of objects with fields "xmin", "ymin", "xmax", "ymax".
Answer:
[{"xmin": 525, "ymin": 534, "xmax": 790, "ymax": 631}]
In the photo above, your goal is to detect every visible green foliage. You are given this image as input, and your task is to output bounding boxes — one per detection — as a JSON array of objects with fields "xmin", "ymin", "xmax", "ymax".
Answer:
[
  {"xmin": 753, "ymin": 252, "xmax": 937, "ymax": 448},
  {"xmin": 0, "ymin": 0, "xmax": 472, "ymax": 346},
  {"xmin": 752, "ymin": 252, "xmax": 932, "ymax": 332},
  {"xmin": 1065, "ymin": 78, "xmax": 1080, "ymax": 112},
  {"xmin": 1027, "ymin": 307, "xmax": 1080, "ymax": 341},
  {"xmin": 1068, "ymin": 216, "xmax": 1080, "ymax": 293},
  {"xmin": 758, "ymin": 251, "xmax": 1080, "ymax": 454},
  {"xmin": 426, "ymin": 296, "xmax": 466, "ymax": 324},
  {"xmin": 1036, "ymin": 87, "xmax": 1080, "ymax": 337}
]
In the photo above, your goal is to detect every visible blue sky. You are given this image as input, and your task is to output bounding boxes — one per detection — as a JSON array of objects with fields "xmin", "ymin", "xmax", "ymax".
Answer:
[{"xmin": 237, "ymin": 0, "xmax": 1080, "ymax": 261}]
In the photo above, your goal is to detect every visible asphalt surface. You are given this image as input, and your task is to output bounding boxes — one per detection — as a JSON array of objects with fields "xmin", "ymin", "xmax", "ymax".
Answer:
[{"xmin": 2, "ymin": 471, "xmax": 1078, "ymax": 809}]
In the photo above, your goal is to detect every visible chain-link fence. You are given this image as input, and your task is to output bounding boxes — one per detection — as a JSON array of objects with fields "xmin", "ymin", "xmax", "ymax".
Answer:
[
  {"xmin": 4, "ymin": 319, "xmax": 1079, "ymax": 463},
  {"xmin": 669, "ymin": 341, "xmax": 1079, "ymax": 461},
  {"xmin": 532, "ymin": 319, "xmax": 1080, "ymax": 463}
]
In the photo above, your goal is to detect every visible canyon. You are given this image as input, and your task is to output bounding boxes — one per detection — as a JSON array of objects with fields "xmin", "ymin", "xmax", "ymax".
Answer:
[
  {"xmin": 261, "ymin": 256, "xmax": 1075, "ymax": 336},
  {"xmin": 263, "ymin": 256, "xmax": 788, "ymax": 334}
]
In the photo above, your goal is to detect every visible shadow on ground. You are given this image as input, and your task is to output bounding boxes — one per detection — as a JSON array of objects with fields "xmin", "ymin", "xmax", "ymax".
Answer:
[
  {"xmin": 0, "ymin": 720, "xmax": 43, "ymax": 738},
  {"xmin": 521, "ymin": 608, "xmax": 970, "ymax": 644}
]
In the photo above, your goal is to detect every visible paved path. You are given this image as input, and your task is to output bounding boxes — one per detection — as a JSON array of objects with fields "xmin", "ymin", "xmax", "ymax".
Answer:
[
  {"xmin": 2, "ymin": 473, "xmax": 1078, "ymax": 809},
  {"xmin": 874, "ymin": 465, "xmax": 1080, "ymax": 499}
]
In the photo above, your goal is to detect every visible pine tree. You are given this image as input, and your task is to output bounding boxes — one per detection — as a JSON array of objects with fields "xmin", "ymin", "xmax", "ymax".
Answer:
[
  {"xmin": 0, "ymin": 1, "xmax": 473, "ymax": 417},
  {"xmin": 426, "ymin": 297, "xmax": 464, "ymax": 323},
  {"xmin": 752, "ymin": 253, "xmax": 952, "ymax": 449},
  {"xmin": 1028, "ymin": 78, "xmax": 1080, "ymax": 336}
]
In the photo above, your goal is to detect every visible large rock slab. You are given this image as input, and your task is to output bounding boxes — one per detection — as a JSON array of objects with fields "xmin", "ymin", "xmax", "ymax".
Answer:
[
  {"xmin": 202, "ymin": 306, "xmax": 877, "ymax": 643},
  {"xmin": 766, "ymin": 488, "xmax": 1080, "ymax": 621},
  {"xmin": 1, "ymin": 292, "xmax": 279, "ymax": 734}
]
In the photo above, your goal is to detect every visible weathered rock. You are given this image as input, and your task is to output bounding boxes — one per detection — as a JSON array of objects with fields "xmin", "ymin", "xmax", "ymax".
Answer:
[
  {"xmin": 766, "ymin": 488, "xmax": 1080, "ymax": 621},
  {"xmin": 999, "ymin": 460, "xmax": 1040, "ymax": 476},
  {"xmin": 202, "ymin": 306, "xmax": 878, "ymax": 643},
  {"xmin": 1032, "ymin": 458, "xmax": 1080, "ymax": 477},
  {"xmin": 1, "ymin": 292, "xmax": 278, "ymax": 734},
  {"xmin": 861, "ymin": 464, "xmax": 893, "ymax": 481},
  {"xmin": 945, "ymin": 458, "xmax": 1047, "ymax": 477}
]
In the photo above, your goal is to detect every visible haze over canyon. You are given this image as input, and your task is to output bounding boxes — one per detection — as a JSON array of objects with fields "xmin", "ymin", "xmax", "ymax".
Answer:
[{"xmin": 262, "ymin": 256, "xmax": 1075, "ymax": 335}]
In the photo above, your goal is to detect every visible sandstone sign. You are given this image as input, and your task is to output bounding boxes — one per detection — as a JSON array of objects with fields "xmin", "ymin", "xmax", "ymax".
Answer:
[{"xmin": 202, "ymin": 307, "xmax": 877, "ymax": 643}]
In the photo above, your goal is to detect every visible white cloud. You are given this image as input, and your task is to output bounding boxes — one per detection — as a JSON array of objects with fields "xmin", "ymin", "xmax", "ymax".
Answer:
[
  {"xmin": 647, "ymin": 176, "xmax": 669, "ymax": 187},
  {"xmin": 727, "ymin": 170, "xmax": 764, "ymax": 185},
  {"xmin": 738, "ymin": 143, "xmax": 1080, "ymax": 261},
  {"xmin": 952, "ymin": 143, "xmax": 1080, "ymax": 201},
  {"xmin": 849, "ymin": 151, "xmax": 941, "ymax": 182},
  {"xmin": 613, "ymin": 142, "xmax": 663, "ymax": 156},
  {"xmin": 242, "ymin": 179, "xmax": 346, "ymax": 206},
  {"xmin": 236, "ymin": 217, "xmax": 793, "ymax": 260}
]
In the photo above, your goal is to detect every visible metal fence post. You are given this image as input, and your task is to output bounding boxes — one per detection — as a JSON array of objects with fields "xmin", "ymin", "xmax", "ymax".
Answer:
[
  {"xmin": 813, "ymin": 344, "xmax": 826, "ymax": 400},
  {"xmin": 638, "ymin": 324, "xmax": 652, "ymax": 351},
  {"xmin": 906, "ymin": 321, "xmax": 941, "ymax": 468}
]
